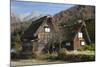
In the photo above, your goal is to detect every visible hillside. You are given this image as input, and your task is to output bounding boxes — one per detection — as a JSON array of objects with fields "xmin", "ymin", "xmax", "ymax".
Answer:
[
  {"xmin": 53, "ymin": 5, "xmax": 95, "ymax": 43},
  {"xmin": 10, "ymin": 11, "xmax": 43, "ymax": 33},
  {"xmin": 54, "ymin": 5, "xmax": 95, "ymax": 23}
]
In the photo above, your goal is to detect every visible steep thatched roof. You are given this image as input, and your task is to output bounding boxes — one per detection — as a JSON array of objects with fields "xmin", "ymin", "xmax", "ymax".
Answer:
[
  {"xmin": 59, "ymin": 18, "xmax": 91, "ymax": 44},
  {"xmin": 21, "ymin": 16, "xmax": 47, "ymax": 40},
  {"xmin": 59, "ymin": 21, "xmax": 83, "ymax": 42}
]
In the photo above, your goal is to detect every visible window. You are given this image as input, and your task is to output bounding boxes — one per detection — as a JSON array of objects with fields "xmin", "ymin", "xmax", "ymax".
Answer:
[
  {"xmin": 81, "ymin": 41, "xmax": 85, "ymax": 45},
  {"xmin": 78, "ymin": 32, "xmax": 83, "ymax": 38},
  {"xmin": 78, "ymin": 20, "xmax": 82, "ymax": 23},
  {"xmin": 66, "ymin": 42, "xmax": 70, "ymax": 46},
  {"xmin": 45, "ymin": 27, "xmax": 50, "ymax": 32}
]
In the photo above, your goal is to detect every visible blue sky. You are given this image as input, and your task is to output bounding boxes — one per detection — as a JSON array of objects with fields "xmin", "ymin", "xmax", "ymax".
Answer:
[{"xmin": 11, "ymin": 0, "xmax": 75, "ymax": 16}]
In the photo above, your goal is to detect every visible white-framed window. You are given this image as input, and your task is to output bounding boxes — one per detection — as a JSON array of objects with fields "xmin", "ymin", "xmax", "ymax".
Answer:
[
  {"xmin": 78, "ymin": 20, "xmax": 82, "ymax": 23},
  {"xmin": 81, "ymin": 41, "xmax": 85, "ymax": 45},
  {"xmin": 66, "ymin": 42, "xmax": 70, "ymax": 46},
  {"xmin": 45, "ymin": 27, "xmax": 50, "ymax": 32},
  {"xmin": 78, "ymin": 32, "xmax": 83, "ymax": 38}
]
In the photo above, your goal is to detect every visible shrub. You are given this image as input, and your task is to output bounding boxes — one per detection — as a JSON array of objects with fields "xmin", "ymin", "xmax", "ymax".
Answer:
[
  {"xmin": 77, "ymin": 48, "xmax": 83, "ymax": 51},
  {"xmin": 11, "ymin": 52, "xmax": 17, "ymax": 60},
  {"xmin": 80, "ymin": 54, "xmax": 95, "ymax": 61},
  {"xmin": 83, "ymin": 44, "xmax": 95, "ymax": 51},
  {"xmin": 62, "ymin": 54, "xmax": 95, "ymax": 62},
  {"xmin": 17, "ymin": 51, "xmax": 34, "ymax": 59},
  {"xmin": 32, "ymin": 52, "xmax": 37, "ymax": 58},
  {"xmin": 34, "ymin": 53, "xmax": 51, "ymax": 60},
  {"xmin": 58, "ymin": 48, "xmax": 67, "ymax": 60},
  {"xmin": 57, "ymin": 48, "xmax": 95, "ymax": 62}
]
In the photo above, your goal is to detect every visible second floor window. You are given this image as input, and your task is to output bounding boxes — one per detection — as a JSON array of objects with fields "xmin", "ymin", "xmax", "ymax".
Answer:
[
  {"xmin": 78, "ymin": 32, "xmax": 83, "ymax": 39},
  {"xmin": 45, "ymin": 27, "xmax": 50, "ymax": 32}
]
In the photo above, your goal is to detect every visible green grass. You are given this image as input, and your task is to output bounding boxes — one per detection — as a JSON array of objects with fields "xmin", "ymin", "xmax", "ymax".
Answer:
[{"xmin": 83, "ymin": 44, "xmax": 95, "ymax": 51}]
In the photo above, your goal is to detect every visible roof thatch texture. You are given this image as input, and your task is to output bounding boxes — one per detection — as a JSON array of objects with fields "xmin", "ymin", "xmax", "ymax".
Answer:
[{"xmin": 21, "ymin": 16, "xmax": 47, "ymax": 40}]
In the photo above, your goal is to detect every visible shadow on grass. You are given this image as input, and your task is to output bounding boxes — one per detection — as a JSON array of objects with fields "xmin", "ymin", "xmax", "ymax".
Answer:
[
  {"xmin": 45, "ymin": 54, "xmax": 95, "ymax": 63},
  {"xmin": 11, "ymin": 53, "xmax": 95, "ymax": 63}
]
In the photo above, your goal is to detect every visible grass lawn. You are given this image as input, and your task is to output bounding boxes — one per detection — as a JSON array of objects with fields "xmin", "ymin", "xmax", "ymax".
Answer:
[
  {"xmin": 11, "ymin": 50, "xmax": 95, "ymax": 67},
  {"xmin": 67, "ymin": 50, "xmax": 95, "ymax": 55}
]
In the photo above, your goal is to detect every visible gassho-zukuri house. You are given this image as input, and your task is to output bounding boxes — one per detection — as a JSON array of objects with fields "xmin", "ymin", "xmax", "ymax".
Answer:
[{"xmin": 21, "ymin": 15, "xmax": 91, "ymax": 54}]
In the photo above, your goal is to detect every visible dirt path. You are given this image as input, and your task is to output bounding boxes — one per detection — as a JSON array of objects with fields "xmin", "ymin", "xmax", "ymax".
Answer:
[{"xmin": 11, "ymin": 59, "xmax": 66, "ymax": 67}]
